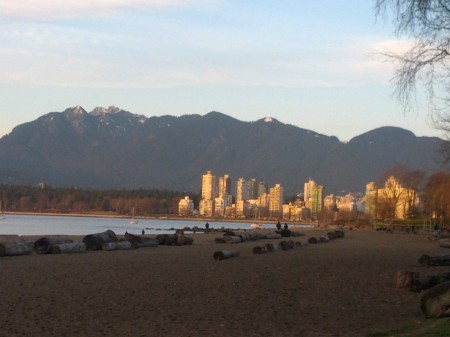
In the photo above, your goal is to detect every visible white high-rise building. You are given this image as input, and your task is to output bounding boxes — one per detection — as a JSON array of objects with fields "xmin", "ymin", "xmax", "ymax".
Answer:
[{"xmin": 269, "ymin": 183, "xmax": 283, "ymax": 218}]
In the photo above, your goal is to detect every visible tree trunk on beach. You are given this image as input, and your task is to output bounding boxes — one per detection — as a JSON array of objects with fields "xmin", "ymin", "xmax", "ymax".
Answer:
[
  {"xmin": 0, "ymin": 242, "xmax": 33, "ymax": 257},
  {"xmin": 33, "ymin": 237, "xmax": 74, "ymax": 254},
  {"xmin": 419, "ymin": 254, "xmax": 450, "ymax": 267},
  {"xmin": 213, "ymin": 250, "xmax": 239, "ymax": 260},
  {"xmin": 82, "ymin": 230, "xmax": 118, "ymax": 250},
  {"xmin": 50, "ymin": 242, "xmax": 86, "ymax": 254}
]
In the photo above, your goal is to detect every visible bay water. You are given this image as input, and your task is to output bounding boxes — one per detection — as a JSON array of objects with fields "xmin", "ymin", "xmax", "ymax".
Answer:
[{"xmin": 0, "ymin": 214, "xmax": 257, "ymax": 236}]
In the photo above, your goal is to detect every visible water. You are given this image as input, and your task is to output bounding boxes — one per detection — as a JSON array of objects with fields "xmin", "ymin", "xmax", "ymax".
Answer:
[{"xmin": 0, "ymin": 214, "xmax": 256, "ymax": 236}]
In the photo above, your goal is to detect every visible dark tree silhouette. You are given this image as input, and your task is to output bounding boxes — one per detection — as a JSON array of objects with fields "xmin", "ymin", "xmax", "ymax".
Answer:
[{"xmin": 374, "ymin": 0, "xmax": 450, "ymax": 159}]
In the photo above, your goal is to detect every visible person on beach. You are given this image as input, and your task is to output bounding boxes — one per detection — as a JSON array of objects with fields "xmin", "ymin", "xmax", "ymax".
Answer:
[
  {"xmin": 276, "ymin": 221, "xmax": 281, "ymax": 231},
  {"xmin": 142, "ymin": 229, "xmax": 145, "ymax": 235}
]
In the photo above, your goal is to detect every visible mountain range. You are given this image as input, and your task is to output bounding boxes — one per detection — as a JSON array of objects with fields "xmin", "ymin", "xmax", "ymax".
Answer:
[{"xmin": 0, "ymin": 106, "xmax": 447, "ymax": 195}]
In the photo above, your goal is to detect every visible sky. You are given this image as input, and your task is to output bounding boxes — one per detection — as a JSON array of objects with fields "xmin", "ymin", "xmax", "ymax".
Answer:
[{"xmin": 0, "ymin": 0, "xmax": 444, "ymax": 142}]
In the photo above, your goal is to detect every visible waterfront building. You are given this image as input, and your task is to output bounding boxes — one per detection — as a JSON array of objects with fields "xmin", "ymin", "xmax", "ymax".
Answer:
[
  {"xmin": 200, "ymin": 170, "xmax": 217, "ymax": 217},
  {"xmin": 269, "ymin": 183, "xmax": 283, "ymax": 218},
  {"xmin": 178, "ymin": 196, "xmax": 194, "ymax": 216},
  {"xmin": 246, "ymin": 179, "xmax": 258, "ymax": 200},
  {"xmin": 311, "ymin": 184, "xmax": 324, "ymax": 216}
]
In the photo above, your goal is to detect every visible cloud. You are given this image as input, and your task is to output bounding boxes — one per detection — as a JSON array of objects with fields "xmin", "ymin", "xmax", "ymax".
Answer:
[{"xmin": 0, "ymin": 0, "xmax": 207, "ymax": 20}]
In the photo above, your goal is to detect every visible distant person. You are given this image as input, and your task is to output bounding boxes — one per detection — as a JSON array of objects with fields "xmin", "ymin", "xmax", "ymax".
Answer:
[
  {"xmin": 205, "ymin": 222, "xmax": 210, "ymax": 230},
  {"xmin": 276, "ymin": 221, "xmax": 281, "ymax": 231},
  {"xmin": 142, "ymin": 229, "xmax": 145, "ymax": 235},
  {"xmin": 283, "ymin": 223, "xmax": 288, "ymax": 230}
]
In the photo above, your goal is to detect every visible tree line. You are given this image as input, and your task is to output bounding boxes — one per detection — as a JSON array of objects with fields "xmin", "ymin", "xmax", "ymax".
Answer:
[{"xmin": 0, "ymin": 185, "xmax": 200, "ymax": 217}]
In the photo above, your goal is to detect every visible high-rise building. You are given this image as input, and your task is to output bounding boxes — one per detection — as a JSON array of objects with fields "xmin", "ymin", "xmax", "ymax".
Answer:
[
  {"xmin": 304, "ymin": 179, "xmax": 315, "ymax": 202},
  {"xmin": 258, "ymin": 182, "xmax": 267, "ymax": 197},
  {"xmin": 311, "ymin": 184, "xmax": 324, "ymax": 216},
  {"xmin": 202, "ymin": 170, "xmax": 217, "ymax": 200},
  {"xmin": 219, "ymin": 174, "xmax": 231, "ymax": 198},
  {"xmin": 269, "ymin": 183, "xmax": 283, "ymax": 218},
  {"xmin": 178, "ymin": 196, "xmax": 194, "ymax": 216},
  {"xmin": 200, "ymin": 170, "xmax": 217, "ymax": 217},
  {"xmin": 246, "ymin": 178, "xmax": 258, "ymax": 200},
  {"xmin": 236, "ymin": 178, "xmax": 246, "ymax": 202}
]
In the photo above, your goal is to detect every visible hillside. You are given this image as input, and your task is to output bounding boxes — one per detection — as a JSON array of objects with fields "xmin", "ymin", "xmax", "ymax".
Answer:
[{"xmin": 0, "ymin": 106, "xmax": 446, "ymax": 194}]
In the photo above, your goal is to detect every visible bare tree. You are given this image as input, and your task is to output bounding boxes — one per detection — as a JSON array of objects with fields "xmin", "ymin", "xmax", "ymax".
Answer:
[{"xmin": 374, "ymin": 0, "xmax": 450, "ymax": 158}]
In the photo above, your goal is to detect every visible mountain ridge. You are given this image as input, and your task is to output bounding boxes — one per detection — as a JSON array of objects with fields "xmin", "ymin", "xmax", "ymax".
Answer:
[{"xmin": 0, "ymin": 106, "xmax": 446, "ymax": 195}]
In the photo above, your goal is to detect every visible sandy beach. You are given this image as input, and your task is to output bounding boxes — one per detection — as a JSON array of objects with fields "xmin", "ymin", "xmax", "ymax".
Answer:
[{"xmin": 0, "ymin": 228, "xmax": 449, "ymax": 337}]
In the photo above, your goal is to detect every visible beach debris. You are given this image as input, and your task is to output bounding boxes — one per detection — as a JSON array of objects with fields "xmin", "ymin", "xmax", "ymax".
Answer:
[
  {"xmin": 155, "ymin": 230, "xmax": 193, "ymax": 246},
  {"xmin": 213, "ymin": 250, "xmax": 239, "ymax": 260},
  {"xmin": 102, "ymin": 241, "xmax": 132, "ymax": 251},
  {"xmin": 50, "ymin": 242, "xmax": 87, "ymax": 254},
  {"xmin": 395, "ymin": 270, "xmax": 420, "ymax": 289},
  {"xmin": 33, "ymin": 237, "xmax": 74, "ymax": 254},
  {"xmin": 253, "ymin": 246, "xmax": 268, "ymax": 254},
  {"xmin": 266, "ymin": 243, "xmax": 282, "ymax": 252},
  {"xmin": 0, "ymin": 241, "xmax": 33, "ymax": 257},
  {"xmin": 82, "ymin": 230, "xmax": 118, "ymax": 250},
  {"xmin": 125, "ymin": 232, "xmax": 158, "ymax": 248},
  {"xmin": 419, "ymin": 254, "xmax": 450, "ymax": 267},
  {"xmin": 421, "ymin": 281, "xmax": 450, "ymax": 318},
  {"xmin": 279, "ymin": 240, "xmax": 295, "ymax": 250}
]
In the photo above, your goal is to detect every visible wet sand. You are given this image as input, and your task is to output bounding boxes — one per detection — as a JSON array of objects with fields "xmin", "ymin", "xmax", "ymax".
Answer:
[{"xmin": 0, "ymin": 228, "xmax": 448, "ymax": 337}]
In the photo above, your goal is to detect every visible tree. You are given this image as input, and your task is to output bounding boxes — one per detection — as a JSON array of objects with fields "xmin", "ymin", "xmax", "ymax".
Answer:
[
  {"xmin": 374, "ymin": 0, "xmax": 450, "ymax": 159},
  {"xmin": 425, "ymin": 171, "xmax": 450, "ymax": 223}
]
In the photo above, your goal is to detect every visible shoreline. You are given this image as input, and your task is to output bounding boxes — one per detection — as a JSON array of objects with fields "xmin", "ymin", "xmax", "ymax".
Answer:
[{"xmin": 3, "ymin": 211, "xmax": 319, "ymax": 226}]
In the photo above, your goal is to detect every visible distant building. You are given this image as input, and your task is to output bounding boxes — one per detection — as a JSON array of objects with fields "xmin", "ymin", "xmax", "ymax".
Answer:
[
  {"xmin": 269, "ymin": 183, "xmax": 283, "ymax": 218},
  {"xmin": 365, "ymin": 177, "xmax": 418, "ymax": 220},
  {"xmin": 178, "ymin": 196, "xmax": 194, "ymax": 216},
  {"xmin": 200, "ymin": 170, "xmax": 217, "ymax": 217},
  {"xmin": 311, "ymin": 184, "xmax": 324, "ymax": 216}
]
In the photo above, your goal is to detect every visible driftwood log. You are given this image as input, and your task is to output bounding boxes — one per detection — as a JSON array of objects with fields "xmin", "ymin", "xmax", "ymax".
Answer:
[
  {"xmin": 102, "ymin": 241, "xmax": 132, "ymax": 251},
  {"xmin": 125, "ymin": 233, "xmax": 158, "ymax": 248},
  {"xmin": 0, "ymin": 242, "xmax": 33, "ymax": 257},
  {"xmin": 265, "ymin": 243, "xmax": 282, "ymax": 252},
  {"xmin": 50, "ymin": 242, "xmax": 86, "ymax": 254},
  {"xmin": 265, "ymin": 234, "xmax": 283, "ymax": 240},
  {"xmin": 419, "ymin": 254, "xmax": 450, "ymax": 267},
  {"xmin": 156, "ymin": 231, "xmax": 193, "ymax": 246},
  {"xmin": 253, "ymin": 246, "xmax": 268, "ymax": 254},
  {"xmin": 421, "ymin": 281, "xmax": 450, "ymax": 318},
  {"xmin": 213, "ymin": 250, "xmax": 239, "ymax": 260},
  {"xmin": 82, "ymin": 230, "xmax": 118, "ymax": 250},
  {"xmin": 279, "ymin": 240, "xmax": 295, "ymax": 250},
  {"xmin": 33, "ymin": 237, "xmax": 74, "ymax": 254},
  {"xmin": 395, "ymin": 270, "xmax": 420, "ymax": 289}
]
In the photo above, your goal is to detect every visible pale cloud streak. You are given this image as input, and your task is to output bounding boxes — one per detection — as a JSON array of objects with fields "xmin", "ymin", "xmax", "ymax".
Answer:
[{"xmin": 0, "ymin": 0, "xmax": 208, "ymax": 19}]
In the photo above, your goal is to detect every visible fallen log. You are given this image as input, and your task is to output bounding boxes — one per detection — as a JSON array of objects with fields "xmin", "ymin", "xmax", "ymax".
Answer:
[
  {"xmin": 175, "ymin": 230, "xmax": 194, "ymax": 246},
  {"xmin": 82, "ymin": 230, "xmax": 118, "ymax": 250},
  {"xmin": 102, "ymin": 241, "xmax": 132, "ymax": 251},
  {"xmin": 395, "ymin": 270, "xmax": 420, "ymax": 289},
  {"xmin": 279, "ymin": 240, "xmax": 295, "ymax": 250},
  {"xmin": 125, "ymin": 232, "xmax": 158, "ymax": 248},
  {"xmin": 308, "ymin": 237, "xmax": 319, "ymax": 244},
  {"xmin": 265, "ymin": 243, "xmax": 282, "ymax": 252},
  {"xmin": 419, "ymin": 254, "xmax": 450, "ymax": 267},
  {"xmin": 213, "ymin": 250, "xmax": 239, "ymax": 260},
  {"xmin": 421, "ymin": 281, "xmax": 450, "ymax": 318},
  {"xmin": 33, "ymin": 237, "xmax": 74, "ymax": 254},
  {"xmin": 319, "ymin": 236, "xmax": 330, "ymax": 243},
  {"xmin": 0, "ymin": 241, "xmax": 33, "ymax": 257},
  {"xmin": 253, "ymin": 246, "xmax": 268, "ymax": 254},
  {"xmin": 265, "ymin": 233, "xmax": 283, "ymax": 240},
  {"xmin": 50, "ymin": 242, "xmax": 86, "ymax": 254}
]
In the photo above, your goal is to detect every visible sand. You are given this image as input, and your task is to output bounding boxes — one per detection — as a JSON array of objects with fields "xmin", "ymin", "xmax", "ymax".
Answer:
[{"xmin": 0, "ymin": 228, "xmax": 449, "ymax": 337}]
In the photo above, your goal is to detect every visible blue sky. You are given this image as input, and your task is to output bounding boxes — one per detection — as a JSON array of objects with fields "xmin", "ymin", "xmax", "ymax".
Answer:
[{"xmin": 0, "ymin": 0, "xmax": 442, "ymax": 141}]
